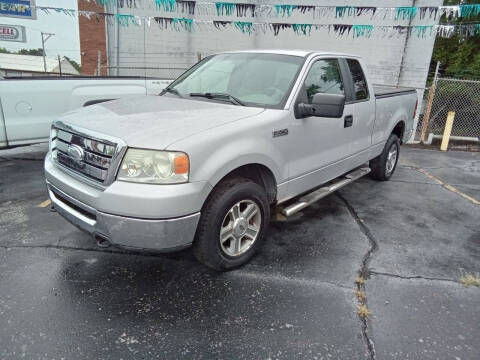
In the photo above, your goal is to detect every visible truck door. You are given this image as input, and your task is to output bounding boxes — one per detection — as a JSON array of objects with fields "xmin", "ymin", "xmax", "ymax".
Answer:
[
  {"xmin": 341, "ymin": 58, "xmax": 375, "ymax": 165},
  {"xmin": 286, "ymin": 57, "xmax": 356, "ymax": 197}
]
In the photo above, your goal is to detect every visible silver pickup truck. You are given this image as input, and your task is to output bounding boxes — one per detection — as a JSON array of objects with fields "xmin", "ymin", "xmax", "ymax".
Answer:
[{"xmin": 45, "ymin": 50, "xmax": 418, "ymax": 270}]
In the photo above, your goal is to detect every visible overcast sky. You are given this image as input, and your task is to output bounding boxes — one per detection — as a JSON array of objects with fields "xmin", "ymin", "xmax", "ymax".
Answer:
[{"xmin": 0, "ymin": 0, "xmax": 80, "ymax": 62}]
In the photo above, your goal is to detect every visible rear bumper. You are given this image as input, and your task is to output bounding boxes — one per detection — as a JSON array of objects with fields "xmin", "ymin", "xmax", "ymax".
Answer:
[{"xmin": 47, "ymin": 183, "xmax": 200, "ymax": 252}]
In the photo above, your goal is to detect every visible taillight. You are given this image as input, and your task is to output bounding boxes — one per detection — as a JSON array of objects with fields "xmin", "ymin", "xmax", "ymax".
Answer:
[{"xmin": 413, "ymin": 99, "xmax": 418, "ymax": 119}]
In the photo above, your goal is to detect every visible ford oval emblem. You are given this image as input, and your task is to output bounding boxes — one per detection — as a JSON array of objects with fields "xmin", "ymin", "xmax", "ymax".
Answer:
[{"xmin": 67, "ymin": 144, "xmax": 85, "ymax": 168}]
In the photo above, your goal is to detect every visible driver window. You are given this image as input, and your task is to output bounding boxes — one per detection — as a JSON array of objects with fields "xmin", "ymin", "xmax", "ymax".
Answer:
[{"xmin": 304, "ymin": 59, "xmax": 344, "ymax": 104}]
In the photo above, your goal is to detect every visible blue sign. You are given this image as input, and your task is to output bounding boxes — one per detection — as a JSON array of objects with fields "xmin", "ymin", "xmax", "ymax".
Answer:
[{"xmin": 0, "ymin": 0, "xmax": 36, "ymax": 20}]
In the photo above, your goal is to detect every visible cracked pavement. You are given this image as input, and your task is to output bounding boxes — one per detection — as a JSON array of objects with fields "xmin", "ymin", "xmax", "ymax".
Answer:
[{"xmin": 0, "ymin": 144, "xmax": 479, "ymax": 359}]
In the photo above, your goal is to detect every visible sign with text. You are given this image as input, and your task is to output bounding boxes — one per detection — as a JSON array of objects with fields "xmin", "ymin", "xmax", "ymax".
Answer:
[
  {"xmin": 0, "ymin": 0, "xmax": 36, "ymax": 20},
  {"xmin": 0, "ymin": 24, "xmax": 26, "ymax": 42}
]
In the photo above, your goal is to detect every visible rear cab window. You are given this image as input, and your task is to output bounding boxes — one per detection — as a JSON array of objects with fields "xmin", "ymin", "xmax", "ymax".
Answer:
[{"xmin": 346, "ymin": 59, "xmax": 369, "ymax": 101}]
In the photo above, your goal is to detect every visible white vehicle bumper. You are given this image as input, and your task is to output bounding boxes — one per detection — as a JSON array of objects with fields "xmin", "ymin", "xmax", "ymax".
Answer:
[{"xmin": 45, "ymin": 153, "xmax": 212, "ymax": 251}]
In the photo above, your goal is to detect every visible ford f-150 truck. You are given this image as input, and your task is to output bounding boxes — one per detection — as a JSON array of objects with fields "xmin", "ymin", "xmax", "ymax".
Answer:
[
  {"xmin": 0, "ymin": 76, "xmax": 171, "ymax": 149},
  {"xmin": 44, "ymin": 50, "xmax": 418, "ymax": 270}
]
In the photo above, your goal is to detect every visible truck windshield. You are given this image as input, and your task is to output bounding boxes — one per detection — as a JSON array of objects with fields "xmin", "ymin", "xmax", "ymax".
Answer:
[{"xmin": 165, "ymin": 53, "xmax": 305, "ymax": 109}]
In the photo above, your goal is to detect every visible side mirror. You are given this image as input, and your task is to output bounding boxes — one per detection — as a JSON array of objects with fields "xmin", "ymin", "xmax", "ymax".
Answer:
[{"xmin": 298, "ymin": 93, "xmax": 345, "ymax": 118}]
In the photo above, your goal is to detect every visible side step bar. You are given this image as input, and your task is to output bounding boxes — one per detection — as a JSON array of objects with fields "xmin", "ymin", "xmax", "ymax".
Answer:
[{"xmin": 281, "ymin": 167, "xmax": 371, "ymax": 217}]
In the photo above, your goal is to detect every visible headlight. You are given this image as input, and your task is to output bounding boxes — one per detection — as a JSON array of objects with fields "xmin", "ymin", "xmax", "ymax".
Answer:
[{"xmin": 117, "ymin": 148, "xmax": 189, "ymax": 184}]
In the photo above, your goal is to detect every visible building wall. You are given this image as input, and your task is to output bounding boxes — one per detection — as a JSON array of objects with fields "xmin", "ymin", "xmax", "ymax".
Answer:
[
  {"xmin": 0, "ymin": 54, "xmax": 79, "ymax": 77},
  {"xmin": 104, "ymin": 0, "xmax": 441, "ymax": 87},
  {"xmin": 78, "ymin": 0, "xmax": 107, "ymax": 75},
  {"xmin": 102, "ymin": 0, "xmax": 442, "ymax": 138},
  {"xmin": 50, "ymin": 59, "xmax": 81, "ymax": 75}
]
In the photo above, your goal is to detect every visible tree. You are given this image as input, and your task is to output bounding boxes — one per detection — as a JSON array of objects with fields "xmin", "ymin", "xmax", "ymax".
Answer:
[
  {"xmin": 17, "ymin": 48, "xmax": 44, "ymax": 56},
  {"xmin": 430, "ymin": 0, "xmax": 480, "ymax": 80},
  {"xmin": 0, "ymin": 47, "xmax": 45, "ymax": 56}
]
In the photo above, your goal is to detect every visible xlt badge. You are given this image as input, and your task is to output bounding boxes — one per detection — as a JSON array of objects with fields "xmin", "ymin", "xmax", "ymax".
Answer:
[{"xmin": 273, "ymin": 129, "xmax": 288, "ymax": 138}]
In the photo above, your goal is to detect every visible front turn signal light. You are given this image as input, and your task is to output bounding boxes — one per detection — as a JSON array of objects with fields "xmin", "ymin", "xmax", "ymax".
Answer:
[{"xmin": 174, "ymin": 154, "xmax": 189, "ymax": 175}]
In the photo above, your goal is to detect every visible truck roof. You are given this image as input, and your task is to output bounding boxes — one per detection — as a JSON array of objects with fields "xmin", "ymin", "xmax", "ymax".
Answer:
[{"xmin": 221, "ymin": 49, "xmax": 360, "ymax": 58}]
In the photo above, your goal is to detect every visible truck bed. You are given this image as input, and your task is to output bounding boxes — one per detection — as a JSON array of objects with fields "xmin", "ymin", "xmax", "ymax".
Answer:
[
  {"xmin": 0, "ymin": 77, "xmax": 172, "ymax": 148},
  {"xmin": 373, "ymin": 86, "xmax": 416, "ymax": 99},
  {"xmin": 1, "ymin": 75, "xmax": 163, "ymax": 80},
  {"xmin": 373, "ymin": 86, "xmax": 418, "ymax": 143}
]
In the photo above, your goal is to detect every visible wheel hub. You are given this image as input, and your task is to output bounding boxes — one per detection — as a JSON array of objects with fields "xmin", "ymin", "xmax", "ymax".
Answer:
[
  {"xmin": 386, "ymin": 145, "xmax": 398, "ymax": 175},
  {"xmin": 233, "ymin": 218, "xmax": 248, "ymax": 237},
  {"xmin": 219, "ymin": 199, "xmax": 262, "ymax": 257}
]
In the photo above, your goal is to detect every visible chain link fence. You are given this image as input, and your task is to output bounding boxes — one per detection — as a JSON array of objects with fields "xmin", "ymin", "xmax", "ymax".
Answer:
[
  {"xmin": 417, "ymin": 77, "xmax": 480, "ymax": 142},
  {"xmin": 98, "ymin": 50, "xmax": 200, "ymax": 79},
  {"xmin": 414, "ymin": 86, "xmax": 432, "ymax": 141},
  {"xmin": 102, "ymin": 65, "xmax": 189, "ymax": 79}
]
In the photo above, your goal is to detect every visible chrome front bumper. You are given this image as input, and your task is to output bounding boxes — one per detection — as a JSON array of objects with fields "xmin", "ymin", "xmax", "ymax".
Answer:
[{"xmin": 48, "ymin": 183, "xmax": 200, "ymax": 252}]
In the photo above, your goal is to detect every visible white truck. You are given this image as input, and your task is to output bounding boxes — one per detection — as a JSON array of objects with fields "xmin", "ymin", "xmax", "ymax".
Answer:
[
  {"xmin": 0, "ymin": 76, "xmax": 171, "ymax": 148},
  {"xmin": 44, "ymin": 50, "xmax": 418, "ymax": 270}
]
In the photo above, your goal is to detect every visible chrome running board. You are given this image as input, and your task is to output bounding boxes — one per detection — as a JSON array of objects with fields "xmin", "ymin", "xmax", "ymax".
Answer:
[{"xmin": 281, "ymin": 167, "xmax": 371, "ymax": 217}]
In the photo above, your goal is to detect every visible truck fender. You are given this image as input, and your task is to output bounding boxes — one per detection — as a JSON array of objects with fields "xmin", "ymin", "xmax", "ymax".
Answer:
[
  {"xmin": 192, "ymin": 137, "xmax": 283, "ymax": 192},
  {"xmin": 387, "ymin": 108, "xmax": 408, "ymax": 142}
]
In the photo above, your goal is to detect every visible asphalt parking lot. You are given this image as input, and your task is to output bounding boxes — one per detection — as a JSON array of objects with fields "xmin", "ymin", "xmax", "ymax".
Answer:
[{"xmin": 0, "ymin": 144, "xmax": 479, "ymax": 360}]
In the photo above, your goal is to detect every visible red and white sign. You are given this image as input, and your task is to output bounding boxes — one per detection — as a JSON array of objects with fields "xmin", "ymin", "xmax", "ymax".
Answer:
[{"xmin": 0, "ymin": 24, "xmax": 26, "ymax": 42}]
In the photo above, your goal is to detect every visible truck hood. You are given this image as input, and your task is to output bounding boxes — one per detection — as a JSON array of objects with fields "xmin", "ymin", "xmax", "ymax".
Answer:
[{"xmin": 57, "ymin": 96, "xmax": 265, "ymax": 149}]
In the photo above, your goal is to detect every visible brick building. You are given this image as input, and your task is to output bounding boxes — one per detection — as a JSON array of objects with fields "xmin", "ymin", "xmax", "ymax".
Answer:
[{"xmin": 78, "ymin": 0, "xmax": 107, "ymax": 75}]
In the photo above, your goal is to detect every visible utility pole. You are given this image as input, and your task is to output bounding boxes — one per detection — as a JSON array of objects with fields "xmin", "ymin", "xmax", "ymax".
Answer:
[
  {"xmin": 40, "ymin": 32, "xmax": 55, "ymax": 73},
  {"xmin": 420, "ymin": 61, "xmax": 441, "ymax": 143},
  {"xmin": 57, "ymin": 55, "xmax": 62, "ymax": 76}
]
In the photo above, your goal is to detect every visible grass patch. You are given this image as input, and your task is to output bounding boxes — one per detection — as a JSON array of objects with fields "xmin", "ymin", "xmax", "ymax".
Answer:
[
  {"xmin": 459, "ymin": 273, "xmax": 480, "ymax": 287},
  {"xmin": 355, "ymin": 276, "xmax": 365, "ymax": 285},
  {"xmin": 354, "ymin": 289, "xmax": 367, "ymax": 302},
  {"xmin": 357, "ymin": 304, "xmax": 371, "ymax": 318}
]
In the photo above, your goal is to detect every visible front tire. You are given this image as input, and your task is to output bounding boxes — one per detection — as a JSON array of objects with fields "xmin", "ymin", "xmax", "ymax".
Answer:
[
  {"xmin": 370, "ymin": 134, "xmax": 400, "ymax": 181},
  {"xmin": 192, "ymin": 177, "xmax": 270, "ymax": 271}
]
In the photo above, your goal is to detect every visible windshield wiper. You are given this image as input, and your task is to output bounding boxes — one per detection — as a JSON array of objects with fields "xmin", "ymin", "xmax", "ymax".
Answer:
[
  {"xmin": 189, "ymin": 92, "xmax": 245, "ymax": 106},
  {"xmin": 162, "ymin": 88, "xmax": 183, "ymax": 98}
]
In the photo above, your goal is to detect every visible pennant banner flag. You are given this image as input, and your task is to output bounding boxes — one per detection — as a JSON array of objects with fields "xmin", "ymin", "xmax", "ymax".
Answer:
[
  {"xmin": 37, "ymin": 3, "xmax": 480, "ymax": 39},
  {"xmin": 353, "ymin": 25, "xmax": 374, "ymax": 38},
  {"xmin": 459, "ymin": 4, "xmax": 480, "ymax": 17},
  {"xmin": 84, "ymin": 0, "xmax": 480, "ymax": 21}
]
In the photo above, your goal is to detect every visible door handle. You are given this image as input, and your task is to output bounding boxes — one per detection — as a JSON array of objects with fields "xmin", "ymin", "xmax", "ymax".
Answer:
[{"xmin": 344, "ymin": 115, "xmax": 353, "ymax": 128}]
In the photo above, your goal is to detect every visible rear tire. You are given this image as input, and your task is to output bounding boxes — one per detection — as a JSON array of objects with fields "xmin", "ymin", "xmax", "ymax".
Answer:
[
  {"xmin": 193, "ymin": 177, "xmax": 270, "ymax": 271},
  {"xmin": 370, "ymin": 134, "xmax": 400, "ymax": 181}
]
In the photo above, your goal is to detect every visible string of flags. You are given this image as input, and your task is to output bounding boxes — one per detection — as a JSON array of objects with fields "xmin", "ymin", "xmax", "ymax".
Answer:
[
  {"xmin": 36, "ymin": 4, "xmax": 480, "ymax": 39},
  {"xmin": 84, "ymin": 0, "xmax": 480, "ymax": 21}
]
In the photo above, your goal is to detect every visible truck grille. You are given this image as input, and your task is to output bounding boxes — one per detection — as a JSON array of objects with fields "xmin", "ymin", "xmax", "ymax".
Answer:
[{"xmin": 51, "ymin": 128, "xmax": 117, "ymax": 183}]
